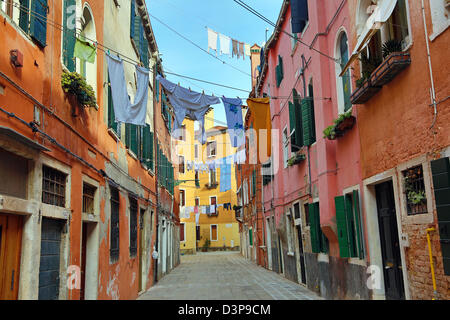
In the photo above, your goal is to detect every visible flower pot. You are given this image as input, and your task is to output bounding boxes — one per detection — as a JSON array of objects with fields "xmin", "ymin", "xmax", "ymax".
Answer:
[
  {"xmin": 370, "ymin": 52, "xmax": 411, "ymax": 87},
  {"xmin": 350, "ymin": 79, "xmax": 382, "ymax": 104},
  {"xmin": 336, "ymin": 116, "xmax": 356, "ymax": 132}
]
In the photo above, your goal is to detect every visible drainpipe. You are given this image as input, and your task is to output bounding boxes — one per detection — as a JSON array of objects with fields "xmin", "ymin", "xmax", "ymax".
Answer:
[
  {"xmin": 421, "ymin": 0, "xmax": 438, "ymax": 129},
  {"xmin": 426, "ymin": 227, "xmax": 438, "ymax": 300}
]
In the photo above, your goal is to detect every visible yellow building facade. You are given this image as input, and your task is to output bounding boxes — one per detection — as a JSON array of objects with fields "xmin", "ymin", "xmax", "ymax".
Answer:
[{"xmin": 176, "ymin": 111, "xmax": 240, "ymax": 254}]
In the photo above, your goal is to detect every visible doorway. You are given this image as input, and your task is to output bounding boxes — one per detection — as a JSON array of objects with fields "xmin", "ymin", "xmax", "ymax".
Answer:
[
  {"xmin": 138, "ymin": 208, "xmax": 146, "ymax": 293},
  {"xmin": 375, "ymin": 181, "xmax": 405, "ymax": 300},
  {"xmin": 38, "ymin": 218, "xmax": 65, "ymax": 300},
  {"xmin": 0, "ymin": 213, "xmax": 23, "ymax": 300},
  {"xmin": 296, "ymin": 225, "xmax": 307, "ymax": 285}
]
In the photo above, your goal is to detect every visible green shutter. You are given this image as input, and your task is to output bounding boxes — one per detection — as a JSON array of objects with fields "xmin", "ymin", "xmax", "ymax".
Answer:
[
  {"xmin": 107, "ymin": 74, "xmax": 118, "ymax": 133},
  {"xmin": 140, "ymin": 25, "xmax": 149, "ymax": 68},
  {"xmin": 309, "ymin": 203, "xmax": 320, "ymax": 253},
  {"xmin": 353, "ymin": 190, "xmax": 365, "ymax": 259},
  {"xmin": 249, "ymin": 229, "xmax": 253, "ymax": 246},
  {"xmin": 133, "ymin": 10, "xmax": 141, "ymax": 47},
  {"xmin": 430, "ymin": 157, "xmax": 450, "ymax": 275},
  {"xmin": 30, "ymin": 0, "xmax": 48, "ymax": 47},
  {"xmin": 62, "ymin": 0, "xmax": 76, "ymax": 71},
  {"xmin": 130, "ymin": 0, "xmax": 136, "ymax": 38},
  {"xmin": 301, "ymin": 98, "xmax": 316, "ymax": 146},
  {"xmin": 19, "ymin": 0, "xmax": 30, "ymax": 33},
  {"xmin": 345, "ymin": 194, "xmax": 357, "ymax": 257},
  {"xmin": 335, "ymin": 196, "xmax": 350, "ymax": 258},
  {"xmin": 279, "ymin": 55, "xmax": 284, "ymax": 79}
]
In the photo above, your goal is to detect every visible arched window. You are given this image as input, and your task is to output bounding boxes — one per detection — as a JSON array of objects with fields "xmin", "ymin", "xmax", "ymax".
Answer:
[
  {"xmin": 78, "ymin": 4, "xmax": 97, "ymax": 98},
  {"xmin": 336, "ymin": 31, "xmax": 352, "ymax": 113}
]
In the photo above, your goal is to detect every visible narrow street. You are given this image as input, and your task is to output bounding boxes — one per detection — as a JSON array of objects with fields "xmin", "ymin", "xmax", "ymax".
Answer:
[{"xmin": 138, "ymin": 252, "xmax": 321, "ymax": 300}]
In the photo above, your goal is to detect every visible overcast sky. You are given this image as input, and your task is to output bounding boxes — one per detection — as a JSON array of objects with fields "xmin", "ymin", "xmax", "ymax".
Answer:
[{"xmin": 146, "ymin": 0, "xmax": 284, "ymax": 126}]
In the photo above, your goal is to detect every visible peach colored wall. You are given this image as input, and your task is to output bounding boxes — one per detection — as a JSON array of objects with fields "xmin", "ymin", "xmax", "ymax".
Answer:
[{"xmin": 0, "ymin": 0, "xmax": 159, "ymax": 300}]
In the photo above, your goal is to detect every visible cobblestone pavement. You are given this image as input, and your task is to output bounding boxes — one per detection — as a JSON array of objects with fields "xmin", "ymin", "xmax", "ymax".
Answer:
[{"xmin": 138, "ymin": 251, "xmax": 322, "ymax": 300}]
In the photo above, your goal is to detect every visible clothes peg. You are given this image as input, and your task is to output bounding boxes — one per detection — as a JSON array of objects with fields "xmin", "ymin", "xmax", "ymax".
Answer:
[
  {"xmin": 202, "ymin": 90, "xmax": 205, "ymax": 95},
  {"xmin": 189, "ymin": 87, "xmax": 191, "ymax": 92}
]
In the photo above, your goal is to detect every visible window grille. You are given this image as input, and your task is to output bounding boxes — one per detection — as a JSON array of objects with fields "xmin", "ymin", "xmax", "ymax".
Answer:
[
  {"xmin": 403, "ymin": 165, "xmax": 427, "ymax": 215},
  {"xmin": 82, "ymin": 183, "xmax": 96, "ymax": 214},
  {"xmin": 129, "ymin": 197, "xmax": 138, "ymax": 257},
  {"xmin": 110, "ymin": 186, "xmax": 120, "ymax": 262},
  {"xmin": 42, "ymin": 165, "xmax": 67, "ymax": 207}
]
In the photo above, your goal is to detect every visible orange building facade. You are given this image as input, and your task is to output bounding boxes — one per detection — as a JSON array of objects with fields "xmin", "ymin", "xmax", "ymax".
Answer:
[{"xmin": 0, "ymin": 0, "xmax": 179, "ymax": 300}]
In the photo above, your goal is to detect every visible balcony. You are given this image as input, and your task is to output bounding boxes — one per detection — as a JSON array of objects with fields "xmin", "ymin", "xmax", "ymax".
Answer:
[
  {"xmin": 351, "ymin": 52, "xmax": 411, "ymax": 105},
  {"xmin": 205, "ymin": 182, "xmax": 218, "ymax": 189}
]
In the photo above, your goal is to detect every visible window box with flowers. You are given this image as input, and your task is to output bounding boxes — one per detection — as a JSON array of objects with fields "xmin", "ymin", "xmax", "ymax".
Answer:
[
  {"xmin": 287, "ymin": 152, "xmax": 306, "ymax": 167},
  {"xmin": 323, "ymin": 110, "xmax": 356, "ymax": 140},
  {"xmin": 370, "ymin": 39, "xmax": 411, "ymax": 87},
  {"xmin": 61, "ymin": 71, "xmax": 97, "ymax": 115}
]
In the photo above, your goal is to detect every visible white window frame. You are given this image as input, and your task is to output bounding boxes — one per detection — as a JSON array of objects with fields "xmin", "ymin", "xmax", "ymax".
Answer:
[
  {"xmin": 334, "ymin": 27, "xmax": 353, "ymax": 116},
  {"xmin": 179, "ymin": 188, "xmax": 186, "ymax": 207},
  {"xmin": 207, "ymin": 140, "xmax": 216, "ymax": 158},
  {"xmin": 210, "ymin": 224, "xmax": 218, "ymax": 242}
]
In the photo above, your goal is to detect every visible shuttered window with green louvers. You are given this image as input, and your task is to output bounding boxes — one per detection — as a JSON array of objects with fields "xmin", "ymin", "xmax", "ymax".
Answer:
[
  {"xmin": 126, "ymin": 123, "xmax": 139, "ymax": 156},
  {"xmin": 141, "ymin": 125, "xmax": 153, "ymax": 170},
  {"xmin": 308, "ymin": 202, "xmax": 321, "ymax": 253},
  {"xmin": 430, "ymin": 157, "xmax": 450, "ymax": 275},
  {"xmin": 301, "ymin": 97, "xmax": 316, "ymax": 146},
  {"xmin": 335, "ymin": 191, "xmax": 365, "ymax": 259},
  {"xmin": 289, "ymin": 89, "xmax": 304, "ymax": 151},
  {"xmin": 276, "ymin": 55, "xmax": 284, "ymax": 87},
  {"xmin": 107, "ymin": 74, "xmax": 119, "ymax": 134},
  {"xmin": 62, "ymin": 0, "xmax": 76, "ymax": 71},
  {"xmin": 30, "ymin": 0, "xmax": 48, "ymax": 47},
  {"xmin": 19, "ymin": 0, "xmax": 30, "ymax": 33}
]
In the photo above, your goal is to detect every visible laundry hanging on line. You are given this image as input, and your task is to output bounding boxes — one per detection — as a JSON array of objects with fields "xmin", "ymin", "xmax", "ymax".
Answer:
[
  {"xmin": 106, "ymin": 53, "xmax": 150, "ymax": 126},
  {"xmin": 74, "ymin": 38, "xmax": 96, "ymax": 63},
  {"xmin": 247, "ymin": 97, "xmax": 272, "ymax": 163},
  {"xmin": 156, "ymin": 75, "xmax": 221, "ymax": 145},
  {"xmin": 219, "ymin": 34, "xmax": 231, "ymax": 56},
  {"xmin": 222, "ymin": 97, "xmax": 244, "ymax": 148},
  {"xmin": 207, "ymin": 28, "xmax": 218, "ymax": 55}
]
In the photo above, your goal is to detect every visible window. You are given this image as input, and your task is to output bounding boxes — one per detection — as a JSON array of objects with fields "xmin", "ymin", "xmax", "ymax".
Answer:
[
  {"xmin": 209, "ymin": 170, "xmax": 217, "ymax": 186},
  {"xmin": 82, "ymin": 183, "xmax": 96, "ymax": 214},
  {"xmin": 110, "ymin": 186, "xmax": 120, "ymax": 262},
  {"xmin": 179, "ymin": 125, "xmax": 186, "ymax": 141},
  {"xmin": 293, "ymin": 202, "xmax": 301, "ymax": 220},
  {"xmin": 290, "ymin": 18, "xmax": 298, "ymax": 50},
  {"xmin": 207, "ymin": 141, "xmax": 216, "ymax": 157},
  {"xmin": 195, "ymin": 171, "xmax": 200, "ymax": 188},
  {"xmin": 304, "ymin": 203, "xmax": 310, "ymax": 226},
  {"xmin": 403, "ymin": 165, "xmax": 428, "ymax": 215},
  {"xmin": 180, "ymin": 223, "xmax": 185, "ymax": 242},
  {"xmin": 262, "ymin": 160, "xmax": 274, "ymax": 186},
  {"xmin": 428, "ymin": 0, "xmax": 450, "ymax": 39},
  {"xmin": 194, "ymin": 144, "xmax": 199, "ymax": 160},
  {"xmin": 107, "ymin": 73, "xmax": 120, "ymax": 135},
  {"xmin": 42, "ymin": 165, "xmax": 67, "ymax": 207},
  {"xmin": 291, "ymin": 0, "xmax": 309, "ymax": 34},
  {"xmin": 180, "ymin": 190, "xmax": 185, "ymax": 207},
  {"xmin": 210, "ymin": 225, "xmax": 218, "ymax": 241},
  {"xmin": 283, "ymin": 126, "xmax": 289, "ymax": 168},
  {"xmin": 286, "ymin": 210, "xmax": 294, "ymax": 253},
  {"xmin": 210, "ymin": 196, "xmax": 217, "ymax": 206},
  {"xmin": 289, "ymin": 89, "xmax": 304, "ymax": 151},
  {"xmin": 276, "ymin": 55, "xmax": 284, "ymax": 87},
  {"xmin": 309, "ymin": 202, "xmax": 328, "ymax": 254},
  {"xmin": 248, "ymin": 228, "xmax": 253, "ymax": 246},
  {"xmin": 335, "ymin": 191, "xmax": 364, "ymax": 259},
  {"xmin": 125, "ymin": 123, "xmax": 139, "ymax": 156},
  {"xmin": 141, "ymin": 125, "xmax": 154, "ymax": 170},
  {"xmin": 130, "ymin": 0, "xmax": 149, "ymax": 68},
  {"xmin": 1, "ymin": 0, "xmax": 48, "ymax": 47},
  {"xmin": 336, "ymin": 32, "xmax": 352, "ymax": 113},
  {"xmin": 129, "ymin": 197, "xmax": 138, "ymax": 257},
  {"xmin": 195, "ymin": 197, "xmax": 200, "ymax": 206},
  {"xmin": 179, "ymin": 155, "xmax": 185, "ymax": 174},
  {"xmin": 301, "ymin": 81, "xmax": 316, "ymax": 146},
  {"xmin": 78, "ymin": 5, "xmax": 97, "ymax": 97}
]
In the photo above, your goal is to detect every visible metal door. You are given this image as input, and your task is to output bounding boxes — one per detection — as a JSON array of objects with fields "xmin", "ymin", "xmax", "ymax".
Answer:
[
  {"xmin": 38, "ymin": 218, "xmax": 64, "ymax": 300},
  {"xmin": 375, "ymin": 181, "xmax": 405, "ymax": 300}
]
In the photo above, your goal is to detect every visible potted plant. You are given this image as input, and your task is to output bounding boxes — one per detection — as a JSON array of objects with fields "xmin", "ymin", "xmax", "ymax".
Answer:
[
  {"xmin": 287, "ymin": 152, "xmax": 306, "ymax": 167},
  {"xmin": 202, "ymin": 239, "xmax": 210, "ymax": 252},
  {"xmin": 323, "ymin": 110, "xmax": 355, "ymax": 140},
  {"xmin": 404, "ymin": 167, "xmax": 427, "ymax": 214},
  {"xmin": 61, "ymin": 71, "xmax": 97, "ymax": 113},
  {"xmin": 371, "ymin": 39, "xmax": 411, "ymax": 87}
]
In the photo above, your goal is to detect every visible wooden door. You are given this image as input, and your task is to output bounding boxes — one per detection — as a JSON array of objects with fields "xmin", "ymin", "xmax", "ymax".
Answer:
[
  {"xmin": 296, "ymin": 225, "xmax": 307, "ymax": 285},
  {"xmin": 0, "ymin": 213, "xmax": 23, "ymax": 300},
  {"xmin": 375, "ymin": 181, "xmax": 405, "ymax": 300},
  {"xmin": 139, "ymin": 208, "xmax": 145, "ymax": 292}
]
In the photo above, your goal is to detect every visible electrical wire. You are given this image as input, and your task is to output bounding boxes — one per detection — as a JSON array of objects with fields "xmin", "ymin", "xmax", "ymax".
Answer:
[
  {"xmin": 0, "ymin": 0, "xmax": 253, "ymax": 96},
  {"xmin": 232, "ymin": 0, "xmax": 338, "ymax": 62}
]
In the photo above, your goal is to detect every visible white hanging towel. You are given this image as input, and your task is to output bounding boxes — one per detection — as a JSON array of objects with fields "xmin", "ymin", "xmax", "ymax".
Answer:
[
  {"xmin": 207, "ymin": 28, "xmax": 218, "ymax": 54},
  {"xmin": 244, "ymin": 43, "xmax": 251, "ymax": 57},
  {"xmin": 219, "ymin": 33, "xmax": 231, "ymax": 56}
]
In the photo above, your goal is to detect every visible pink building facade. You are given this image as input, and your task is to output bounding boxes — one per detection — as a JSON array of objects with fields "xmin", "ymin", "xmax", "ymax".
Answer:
[{"xmin": 252, "ymin": 0, "xmax": 370, "ymax": 299}]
